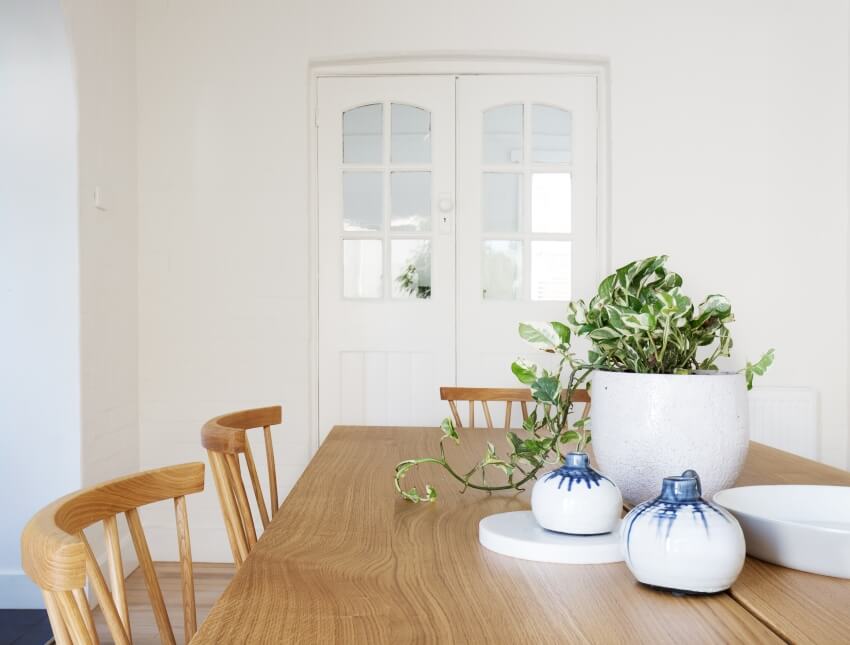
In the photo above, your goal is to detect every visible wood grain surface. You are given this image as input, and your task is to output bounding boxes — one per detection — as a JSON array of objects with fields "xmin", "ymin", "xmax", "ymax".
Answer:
[{"xmin": 192, "ymin": 426, "xmax": 789, "ymax": 644}]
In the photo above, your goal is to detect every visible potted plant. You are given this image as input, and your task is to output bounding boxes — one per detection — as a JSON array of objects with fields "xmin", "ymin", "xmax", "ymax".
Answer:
[{"xmin": 394, "ymin": 255, "xmax": 773, "ymax": 505}]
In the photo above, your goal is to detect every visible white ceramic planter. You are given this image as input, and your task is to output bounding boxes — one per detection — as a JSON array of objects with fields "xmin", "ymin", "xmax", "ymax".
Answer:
[
  {"xmin": 621, "ymin": 471, "xmax": 746, "ymax": 593},
  {"xmin": 531, "ymin": 452, "xmax": 622, "ymax": 535},
  {"xmin": 591, "ymin": 371, "xmax": 748, "ymax": 505}
]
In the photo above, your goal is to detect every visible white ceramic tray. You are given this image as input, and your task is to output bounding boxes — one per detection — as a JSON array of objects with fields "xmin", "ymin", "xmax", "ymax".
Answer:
[
  {"xmin": 478, "ymin": 511, "xmax": 624, "ymax": 564},
  {"xmin": 713, "ymin": 485, "xmax": 850, "ymax": 578}
]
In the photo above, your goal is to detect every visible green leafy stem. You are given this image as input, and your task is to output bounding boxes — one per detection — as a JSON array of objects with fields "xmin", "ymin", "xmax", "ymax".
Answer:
[{"xmin": 394, "ymin": 363, "xmax": 592, "ymax": 502}]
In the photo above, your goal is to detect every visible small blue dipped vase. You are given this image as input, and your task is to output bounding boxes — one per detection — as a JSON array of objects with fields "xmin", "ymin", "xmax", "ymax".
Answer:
[
  {"xmin": 621, "ymin": 470, "xmax": 745, "ymax": 594},
  {"xmin": 531, "ymin": 452, "xmax": 622, "ymax": 535}
]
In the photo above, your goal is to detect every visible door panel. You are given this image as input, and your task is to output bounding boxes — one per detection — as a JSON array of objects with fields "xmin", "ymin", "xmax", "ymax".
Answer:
[
  {"xmin": 317, "ymin": 76, "xmax": 456, "ymax": 440},
  {"xmin": 456, "ymin": 75, "xmax": 599, "ymax": 402}
]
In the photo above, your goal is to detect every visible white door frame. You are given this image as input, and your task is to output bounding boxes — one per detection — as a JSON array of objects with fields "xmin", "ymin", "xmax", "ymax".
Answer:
[{"xmin": 307, "ymin": 54, "xmax": 611, "ymax": 456}]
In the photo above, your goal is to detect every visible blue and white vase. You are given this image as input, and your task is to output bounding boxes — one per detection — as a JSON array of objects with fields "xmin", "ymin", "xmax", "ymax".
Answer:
[
  {"xmin": 531, "ymin": 452, "xmax": 622, "ymax": 535},
  {"xmin": 621, "ymin": 470, "xmax": 746, "ymax": 594}
]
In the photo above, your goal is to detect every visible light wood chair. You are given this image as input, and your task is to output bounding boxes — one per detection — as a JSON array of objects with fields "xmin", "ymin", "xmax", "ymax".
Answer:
[
  {"xmin": 439, "ymin": 387, "xmax": 591, "ymax": 430},
  {"xmin": 201, "ymin": 405, "xmax": 282, "ymax": 567},
  {"xmin": 20, "ymin": 463, "xmax": 205, "ymax": 645}
]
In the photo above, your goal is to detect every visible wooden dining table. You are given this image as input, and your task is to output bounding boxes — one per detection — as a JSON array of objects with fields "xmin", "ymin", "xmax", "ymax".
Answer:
[{"xmin": 193, "ymin": 425, "xmax": 850, "ymax": 644}]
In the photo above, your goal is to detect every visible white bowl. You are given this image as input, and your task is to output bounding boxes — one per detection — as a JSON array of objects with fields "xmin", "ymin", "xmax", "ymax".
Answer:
[{"xmin": 713, "ymin": 485, "xmax": 850, "ymax": 578}]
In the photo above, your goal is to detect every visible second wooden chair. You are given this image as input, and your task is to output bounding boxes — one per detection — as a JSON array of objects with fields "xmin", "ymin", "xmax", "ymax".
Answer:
[
  {"xmin": 440, "ymin": 386, "xmax": 591, "ymax": 429},
  {"xmin": 201, "ymin": 405, "xmax": 283, "ymax": 567}
]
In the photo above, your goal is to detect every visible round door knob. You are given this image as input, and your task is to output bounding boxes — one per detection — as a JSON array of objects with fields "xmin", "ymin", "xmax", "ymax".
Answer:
[{"xmin": 438, "ymin": 196, "xmax": 454, "ymax": 212}]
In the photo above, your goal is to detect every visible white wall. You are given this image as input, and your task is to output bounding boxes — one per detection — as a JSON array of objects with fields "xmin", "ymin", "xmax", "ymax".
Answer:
[
  {"xmin": 0, "ymin": 0, "xmax": 138, "ymax": 608},
  {"xmin": 0, "ymin": 0, "xmax": 81, "ymax": 608},
  {"xmin": 61, "ymin": 0, "xmax": 140, "ymax": 562},
  {"xmin": 63, "ymin": 0, "xmax": 139, "ymax": 491},
  {"xmin": 136, "ymin": 0, "xmax": 849, "ymax": 560}
]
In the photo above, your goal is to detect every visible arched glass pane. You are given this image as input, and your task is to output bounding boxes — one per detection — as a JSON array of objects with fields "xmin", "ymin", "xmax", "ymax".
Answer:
[
  {"xmin": 483, "ymin": 104, "xmax": 522, "ymax": 163},
  {"xmin": 343, "ymin": 104, "xmax": 382, "ymax": 163},
  {"xmin": 392, "ymin": 104, "xmax": 431, "ymax": 163},
  {"xmin": 532, "ymin": 105, "xmax": 571, "ymax": 163}
]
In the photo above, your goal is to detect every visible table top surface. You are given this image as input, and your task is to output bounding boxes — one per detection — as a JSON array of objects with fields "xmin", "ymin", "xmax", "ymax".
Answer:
[{"xmin": 193, "ymin": 425, "xmax": 850, "ymax": 644}]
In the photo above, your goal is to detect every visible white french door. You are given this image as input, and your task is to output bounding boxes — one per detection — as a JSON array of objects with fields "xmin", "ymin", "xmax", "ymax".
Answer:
[
  {"xmin": 317, "ymin": 76, "xmax": 456, "ymax": 441},
  {"xmin": 317, "ymin": 73, "xmax": 598, "ymax": 439}
]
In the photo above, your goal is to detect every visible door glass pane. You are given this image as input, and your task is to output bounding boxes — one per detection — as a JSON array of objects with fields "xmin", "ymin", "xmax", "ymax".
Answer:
[
  {"xmin": 532, "ymin": 105, "xmax": 571, "ymax": 163},
  {"xmin": 343, "ymin": 240, "xmax": 382, "ymax": 298},
  {"xmin": 343, "ymin": 104, "xmax": 382, "ymax": 163},
  {"xmin": 343, "ymin": 172, "xmax": 382, "ymax": 231},
  {"xmin": 482, "ymin": 173, "xmax": 520, "ymax": 232},
  {"xmin": 392, "ymin": 239, "xmax": 431, "ymax": 299},
  {"xmin": 483, "ymin": 104, "xmax": 523, "ymax": 164},
  {"xmin": 531, "ymin": 241, "xmax": 571, "ymax": 301},
  {"xmin": 391, "ymin": 172, "xmax": 431, "ymax": 232},
  {"xmin": 531, "ymin": 173, "xmax": 571, "ymax": 233},
  {"xmin": 482, "ymin": 240, "xmax": 522, "ymax": 300},
  {"xmin": 392, "ymin": 104, "xmax": 431, "ymax": 163}
]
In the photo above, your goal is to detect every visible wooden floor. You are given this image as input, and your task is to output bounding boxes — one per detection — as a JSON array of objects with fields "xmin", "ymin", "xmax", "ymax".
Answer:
[{"xmin": 92, "ymin": 562, "xmax": 235, "ymax": 644}]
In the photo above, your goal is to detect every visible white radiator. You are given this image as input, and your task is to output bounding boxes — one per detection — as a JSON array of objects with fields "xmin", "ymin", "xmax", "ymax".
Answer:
[{"xmin": 748, "ymin": 387, "xmax": 818, "ymax": 460}]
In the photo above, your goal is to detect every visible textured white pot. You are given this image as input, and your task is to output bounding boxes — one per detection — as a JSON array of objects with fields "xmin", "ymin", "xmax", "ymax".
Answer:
[{"xmin": 591, "ymin": 371, "xmax": 748, "ymax": 506}]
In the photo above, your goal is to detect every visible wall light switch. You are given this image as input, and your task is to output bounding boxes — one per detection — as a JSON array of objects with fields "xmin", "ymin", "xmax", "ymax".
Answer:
[{"xmin": 93, "ymin": 186, "xmax": 107, "ymax": 211}]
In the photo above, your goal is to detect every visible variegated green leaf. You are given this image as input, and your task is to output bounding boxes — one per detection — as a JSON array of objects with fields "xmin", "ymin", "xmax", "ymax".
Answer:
[
  {"xmin": 551, "ymin": 321, "xmax": 571, "ymax": 345},
  {"xmin": 511, "ymin": 359, "xmax": 538, "ymax": 385},
  {"xmin": 519, "ymin": 321, "xmax": 562, "ymax": 347},
  {"xmin": 588, "ymin": 327, "xmax": 622, "ymax": 341},
  {"xmin": 531, "ymin": 376, "xmax": 561, "ymax": 405},
  {"xmin": 440, "ymin": 418, "xmax": 459, "ymax": 444},
  {"xmin": 742, "ymin": 348, "xmax": 775, "ymax": 390}
]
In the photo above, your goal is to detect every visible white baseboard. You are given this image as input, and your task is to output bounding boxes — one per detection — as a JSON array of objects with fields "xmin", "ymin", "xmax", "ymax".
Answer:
[{"xmin": 0, "ymin": 571, "xmax": 46, "ymax": 609}]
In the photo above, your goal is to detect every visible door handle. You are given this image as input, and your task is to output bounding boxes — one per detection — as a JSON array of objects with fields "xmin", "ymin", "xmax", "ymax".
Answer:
[{"xmin": 438, "ymin": 193, "xmax": 454, "ymax": 233}]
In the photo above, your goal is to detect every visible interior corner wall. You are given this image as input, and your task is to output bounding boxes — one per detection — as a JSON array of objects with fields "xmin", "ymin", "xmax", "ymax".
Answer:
[
  {"xmin": 136, "ymin": 0, "xmax": 850, "ymax": 561},
  {"xmin": 0, "ymin": 0, "xmax": 81, "ymax": 609},
  {"xmin": 61, "ymin": 0, "xmax": 141, "ymax": 575},
  {"xmin": 61, "ymin": 0, "xmax": 139, "ymax": 489}
]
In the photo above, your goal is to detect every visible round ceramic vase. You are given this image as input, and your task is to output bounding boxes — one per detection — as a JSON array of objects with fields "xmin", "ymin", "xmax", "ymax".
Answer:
[
  {"xmin": 621, "ymin": 471, "xmax": 746, "ymax": 594},
  {"xmin": 590, "ymin": 370, "xmax": 749, "ymax": 506},
  {"xmin": 531, "ymin": 452, "xmax": 622, "ymax": 535}
]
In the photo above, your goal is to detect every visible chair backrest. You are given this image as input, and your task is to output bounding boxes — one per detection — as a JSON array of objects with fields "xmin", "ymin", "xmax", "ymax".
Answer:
[
  {"xmin": 200, "ymin": 405, "xmax": 282, "ymax": 567},
  {"xmin": 439, "ymin": 387, "xmax": 591, "ymax": 430},
  {"xmin": 21, "ymin": 463, "xmax": 205, "ymax": 645}
]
